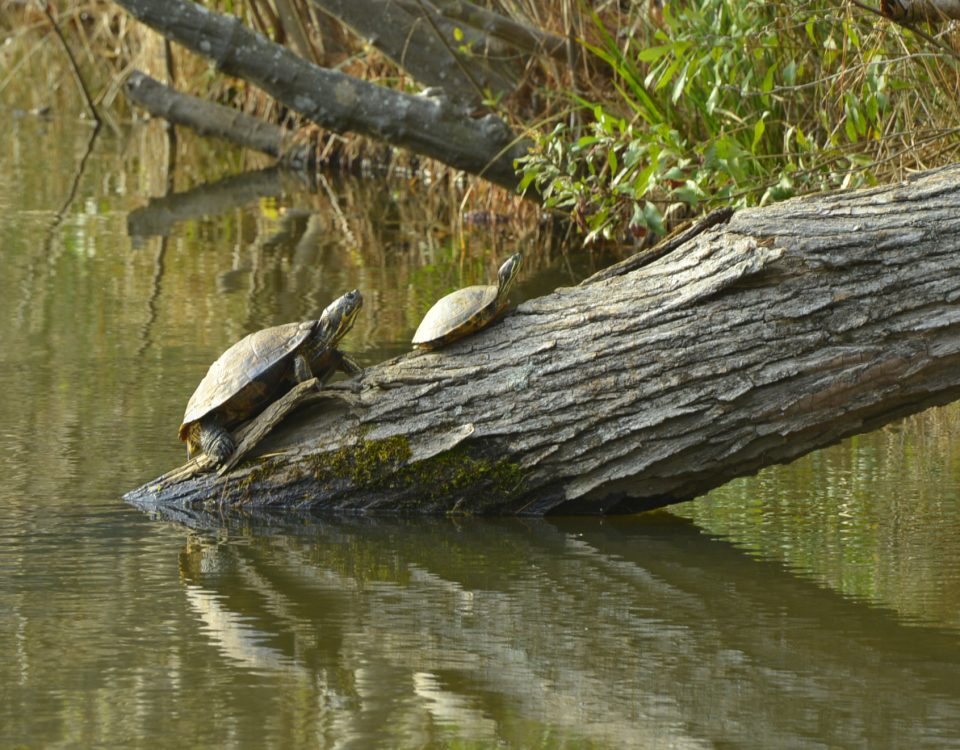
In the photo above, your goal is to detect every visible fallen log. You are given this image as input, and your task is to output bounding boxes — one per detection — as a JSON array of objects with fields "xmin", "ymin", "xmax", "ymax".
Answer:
[
  {"xmin": 126, "ymin": 164, "xmax": 960, "ymax": 515},
  {"xmin": 312, "ymin": 0, "xmax": 520, "ymax": 106}
]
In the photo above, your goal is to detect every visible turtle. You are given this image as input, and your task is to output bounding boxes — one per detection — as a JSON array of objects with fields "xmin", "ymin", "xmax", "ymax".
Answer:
[
  {"xmin": 412, "ymin": 253, "xmax": 523, "ymax": 350},
  {"xmin": 178, "ymin": 289, "xmax": 363, "ymax": 464}
]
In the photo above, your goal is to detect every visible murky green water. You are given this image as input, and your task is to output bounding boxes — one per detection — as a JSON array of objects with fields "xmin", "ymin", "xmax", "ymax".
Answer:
[{"xmin": 3, "ymin": 118, "xmax": 960, "ymax": 749}]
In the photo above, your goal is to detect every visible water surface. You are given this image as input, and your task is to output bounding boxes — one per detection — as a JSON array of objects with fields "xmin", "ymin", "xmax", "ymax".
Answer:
[{"xmin": 2, "ymin": 118, "xmax": 960, "ymax": 749}]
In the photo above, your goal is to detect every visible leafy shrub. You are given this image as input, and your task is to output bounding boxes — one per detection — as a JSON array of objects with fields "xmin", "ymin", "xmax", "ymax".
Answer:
[{"xmin": 517, "ymin": 0, "xmax": 960, "ymax": 243}]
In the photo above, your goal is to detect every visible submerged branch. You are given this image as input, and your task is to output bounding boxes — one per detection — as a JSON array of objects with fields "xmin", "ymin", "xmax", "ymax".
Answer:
[{"xmin": 41, "ymin": 1, "xmax": 100, "ymax": 124}]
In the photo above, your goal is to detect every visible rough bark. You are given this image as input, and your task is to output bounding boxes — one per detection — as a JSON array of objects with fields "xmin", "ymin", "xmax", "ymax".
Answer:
[
  {"xmin": 127, "ymin": 164, "xmax": 960, "ymax": 515},
  {"xmin": 427, "ymin": 0, "xmax": 567, "ymax": 61},
  {"xmin": 114, "ymin": 0, "xmax": 529, "ymax": 191},
  {"xmin": 124, "ymin": 70, "xmax": 313, "ymax": 166},
  {"xmin": 880, "ymin": 0, "xmax": 960, "ymax": 20},
  {"xmin": 312, "ymin": 0, "xmax": 520, "ymax": 105}
]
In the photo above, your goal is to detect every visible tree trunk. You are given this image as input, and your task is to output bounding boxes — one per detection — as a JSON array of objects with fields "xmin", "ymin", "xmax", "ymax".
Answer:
[
  {"xmin": 114, "ymin": 0, "xmax": 529, "ymax": 191},
  {"xmin": 126, "ymin": 164, "xmax": 960, "ymax": 515}
]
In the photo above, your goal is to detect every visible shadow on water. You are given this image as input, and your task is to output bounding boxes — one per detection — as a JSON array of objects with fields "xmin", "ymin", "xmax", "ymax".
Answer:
[{"xmin": 132, "ymin": 496, "xmax": 960, "ymax": 748}]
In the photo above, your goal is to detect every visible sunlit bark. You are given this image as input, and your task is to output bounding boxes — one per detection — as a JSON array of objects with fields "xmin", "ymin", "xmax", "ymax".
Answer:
[
  {"xmin": 125, "ymin": 71, "xmax": 313, "ymax": 166},
  {"xmin": 312, "ymin": 0, "xmax": 519, "ymax": 105},
  {"xmin": 127, "ymin": 165, "xmax": 960, "ymax": 515}
]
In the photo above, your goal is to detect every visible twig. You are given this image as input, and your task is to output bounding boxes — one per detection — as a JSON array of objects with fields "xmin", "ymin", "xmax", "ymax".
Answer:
[
  {"xmin": 37, "ymin": 0, "xmax": 100, "ymax": 123},
  {"xmin": 411, "ymin": 0, "xmax": 488, "ymax": 103},
  {"xmin": 218, "ymin": 378, "xmax": 321, "ymax": 475}
]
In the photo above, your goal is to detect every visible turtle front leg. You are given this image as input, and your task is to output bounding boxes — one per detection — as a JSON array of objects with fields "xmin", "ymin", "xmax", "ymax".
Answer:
[
  {"xmin": 198, "ymin": 417, "xmax": 235, "ymax": 464},
  {"xmin": 339, "ymin": 353, "xmax": 362, "ymax": 376},
  {"xmin": 293, "ymin": 353, "xmax": 314, "ymax": 383}
]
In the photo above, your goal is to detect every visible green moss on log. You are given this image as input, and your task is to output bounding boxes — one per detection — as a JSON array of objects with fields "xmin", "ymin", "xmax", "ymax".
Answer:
[{"xmin": 310, "ymin": 435, "xmax": 525, "ymax": 513}]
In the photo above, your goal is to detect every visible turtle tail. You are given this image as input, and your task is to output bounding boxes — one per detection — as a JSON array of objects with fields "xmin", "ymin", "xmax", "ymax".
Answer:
[{"xmin": 198, "ymin": 418, "xmax": 236, "ymax": 464}]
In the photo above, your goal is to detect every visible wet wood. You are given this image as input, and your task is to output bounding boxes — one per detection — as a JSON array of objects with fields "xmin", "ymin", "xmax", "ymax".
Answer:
[{"xmin": 127, "ymin": 164, "xmax": 960, "ymax": 515}]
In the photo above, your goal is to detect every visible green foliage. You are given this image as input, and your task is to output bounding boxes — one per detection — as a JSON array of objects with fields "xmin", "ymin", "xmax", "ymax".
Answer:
[{"xmin": 517, "ymin": 0, "xmax": 960, "ymax": 243}]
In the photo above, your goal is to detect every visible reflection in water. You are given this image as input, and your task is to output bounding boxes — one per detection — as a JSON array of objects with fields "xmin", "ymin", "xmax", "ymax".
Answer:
[
  {"xmin": 684, "ymin": 410, "xmax": 960, "ymax": 631},
  {"xmin": 3, "ymin": 116, "xmax": 960, "ymax": 748},
  {"xmin": 157, "ymin": 511, "xmax": 960, "ymax": 748}
]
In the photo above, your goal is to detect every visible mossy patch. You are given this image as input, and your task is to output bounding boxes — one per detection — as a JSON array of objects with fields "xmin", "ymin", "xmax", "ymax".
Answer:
[
  {"xmin": 232, "ymin": 455, "xmax": 289, "ymax": 501},
  {"xmin": 311, "ymin": 435, "xmax": 412, "ymax": 487},
  {"xmin": 311, "ymin": 435, "xmax": 525, "ymax": 513}
]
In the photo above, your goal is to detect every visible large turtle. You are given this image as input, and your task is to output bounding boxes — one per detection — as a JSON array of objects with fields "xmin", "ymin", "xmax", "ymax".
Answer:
[
  {"xmin": 412, "ymin": 253, "xmax": 523, "ymax": 350},
  {"xmin": 179, "ymin": 289, "xmax": 363, "ymax": 464}
]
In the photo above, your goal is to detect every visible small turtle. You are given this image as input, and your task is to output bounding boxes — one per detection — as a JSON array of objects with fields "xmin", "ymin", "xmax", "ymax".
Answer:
[
  {"xmin": 179, "ymin": 289, "xmax": 363, "ymax": 464},
  {"xmin": 412, "ymin": 253, "xmax": 523, "ymax": 350}
]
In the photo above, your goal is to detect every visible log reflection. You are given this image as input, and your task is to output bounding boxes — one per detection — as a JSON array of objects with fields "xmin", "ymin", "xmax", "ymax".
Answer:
[{"xmin": 158, "ymin": 506, "xmax": 960, "ymax": 748}]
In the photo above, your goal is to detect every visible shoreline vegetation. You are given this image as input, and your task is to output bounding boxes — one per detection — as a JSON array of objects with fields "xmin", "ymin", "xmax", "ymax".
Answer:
[{"xmin": 3, "ymin": 0, "xmax": 959, "ymax": 248}]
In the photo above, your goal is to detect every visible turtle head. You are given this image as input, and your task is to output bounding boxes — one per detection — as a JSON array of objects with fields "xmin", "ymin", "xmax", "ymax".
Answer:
[
  {"xmin": 497, "ymin": 253, "xmax": 523, "ymax": 299},
  {"xmin": 320, "ymin": 288, "xmax": 363, "ymax": 344}
]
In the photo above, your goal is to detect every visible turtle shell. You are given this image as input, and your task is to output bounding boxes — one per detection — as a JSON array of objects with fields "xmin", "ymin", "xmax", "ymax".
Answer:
[
  {"xmin": 178, "ymin": 320, "xmax": 317, "ymax": 440},
  {"xmin": 412, "ymin": 284, "xmax": 499, "ymax": 348}
]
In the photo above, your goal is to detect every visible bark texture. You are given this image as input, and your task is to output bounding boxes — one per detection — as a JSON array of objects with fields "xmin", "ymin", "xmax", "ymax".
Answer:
[
  {"xmin": 127, "ymin": 164, "xmax": 960, "ymax": 515},
  {"xmin": 880, "ymin": 0, "xmax": 960, "ymax": 20},
  {"xmin": 312, "ymin": 0, "xmax": 519, "ymax": 105},
  {"xmin": 125, "ymin": 71, "xmax": 312, "ymax": 166},
  {"xmin": 114, "ymin": 0, "xmax": 528, "ymax": 190}
]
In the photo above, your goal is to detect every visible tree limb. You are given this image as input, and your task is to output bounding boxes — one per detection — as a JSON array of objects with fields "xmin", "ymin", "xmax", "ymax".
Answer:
[
  {"xmin": 425, "ymin": 0, "xmax": 567, "ymax": 61},
  {"xmin": 113, "ymin": 0, "xmax": 530, "ymax": 191},
  {"xmin": 124, "ymin": 70, "xmax": 313, "ymax": 166},
  {"xmin": 312, "ymin": 0, "xmax": 518, "ymax": 105}
]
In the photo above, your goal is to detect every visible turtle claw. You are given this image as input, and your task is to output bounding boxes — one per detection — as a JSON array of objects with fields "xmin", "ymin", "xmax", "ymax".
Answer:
[{"xmin": 199, "ymin": 419, "xmax": 235, "ymax": 465}]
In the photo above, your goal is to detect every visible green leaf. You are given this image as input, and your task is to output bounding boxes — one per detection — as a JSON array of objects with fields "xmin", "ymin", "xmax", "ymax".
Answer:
[
  {"xmin": 752, "ymin": 117, "xmax": 767, "ymax": 153},
  {"xmin": 783, "ymin": 60, "xmax": 797, "ymax": 87},
  {"xmin": 643, "ymin": 201, "xmax": 666, "ymax": 236},
  {"xmin": 636, "ymin": 44, "xmax": 673, "ymax": 63},
  {"xmin": 760, "ymin": 63, "xmax": 777, "ymax": 107},
  {"xmin": 844, "ymin": 115, "xmax": 858, "ymax": 144},
  {"xmin": 657, "ymin": 57, "xmax": 683, "ymax": 92},
  {"xmin": 663, "ymin": 166, "xmax": 686, "ymax": 181},
  {"xmin": 672, "ymin": 60, "xmax": 690, "ymax": 104},
  {"xmin": 517, "ymin": 171, "xmax": 536, "ymax": 194}
]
